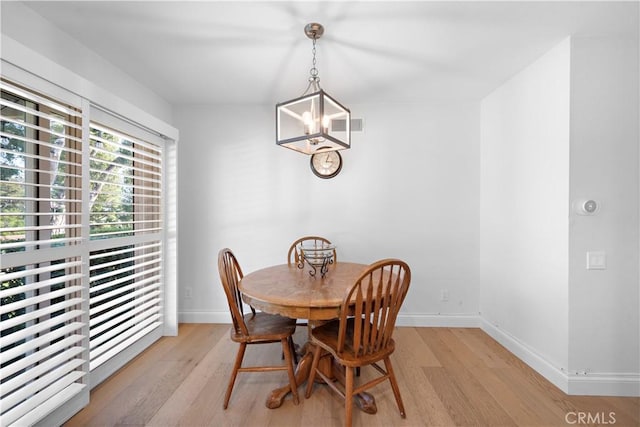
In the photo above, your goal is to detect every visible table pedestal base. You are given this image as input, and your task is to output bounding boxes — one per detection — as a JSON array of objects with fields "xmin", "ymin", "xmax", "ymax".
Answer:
[{"xmin": 265, "ymin": 344, "xmax": 377, "ymax": 414}]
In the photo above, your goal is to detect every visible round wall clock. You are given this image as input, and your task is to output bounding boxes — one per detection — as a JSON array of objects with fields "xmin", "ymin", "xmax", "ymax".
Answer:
[{"xmin": 310, "ymin": 149, "xmax": 342, "ymax": 179}]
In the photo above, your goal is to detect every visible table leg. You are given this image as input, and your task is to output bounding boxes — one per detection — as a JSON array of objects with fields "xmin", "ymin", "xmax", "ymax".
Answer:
[{"xmin": 265, "ymin": 342, "xmax": 377, "ymax": 414}]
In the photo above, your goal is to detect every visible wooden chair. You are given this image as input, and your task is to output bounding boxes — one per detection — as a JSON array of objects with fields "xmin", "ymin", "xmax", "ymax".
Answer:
[
  {"xmin": 217, "ymin": 248, "xmax": 299, "ymax": 409},
  {"xmin": 304, "ymin": 259, "xmax": 411, "ymax": 427},
  {"xmin": 287, "ymin": 235, "xmax": 336, "ymax": 266}
]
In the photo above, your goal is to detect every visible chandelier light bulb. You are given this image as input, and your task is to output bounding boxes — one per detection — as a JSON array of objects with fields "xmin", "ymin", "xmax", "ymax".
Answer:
[
  {"xmin": 322, "ymin": 115, "xmax": 330, "ymax": 132},
  {"xmin": 302, "ymin": 111, "xmax": 314, "ymax": 134}
]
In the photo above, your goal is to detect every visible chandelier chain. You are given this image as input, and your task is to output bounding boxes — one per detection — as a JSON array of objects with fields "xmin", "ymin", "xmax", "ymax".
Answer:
[
  {"xmin": 302, "ymin": 35, "xmax": 321, "ymax": 95},
  {"xmin": 310, "ymin": 37, "xmax": 319, "ymax": 80}
]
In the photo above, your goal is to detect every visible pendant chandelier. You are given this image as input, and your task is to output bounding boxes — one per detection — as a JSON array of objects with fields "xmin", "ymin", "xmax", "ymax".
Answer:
[{"xmin": 276, "ymin": 23, "xmax": 351, "ymax": 155}]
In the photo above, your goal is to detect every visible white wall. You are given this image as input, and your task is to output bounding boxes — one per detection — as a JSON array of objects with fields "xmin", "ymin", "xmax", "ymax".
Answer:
[
  {"xmin": 175, "ymin": 102, "xmax": 481, "ymax": 325},
  {"xmin": 0, "ymin": 2, "xmax": 173, "ymax": 125},
  {"xmin": 480, "ymin": 39, "xmax": 571, "ymax": 378},
  {"xmin": 568, "ymin": 35, "xmax": 639, "ymax": 394},
  {"xmin": 480, "ymin": 35, "xmax": 640, "ymax": 396}
]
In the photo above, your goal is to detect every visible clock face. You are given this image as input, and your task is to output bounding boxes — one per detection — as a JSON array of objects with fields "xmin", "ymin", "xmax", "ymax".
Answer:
[{"xmin": 310, "ymin": 149, "xmax": 342, "ymax": 179}]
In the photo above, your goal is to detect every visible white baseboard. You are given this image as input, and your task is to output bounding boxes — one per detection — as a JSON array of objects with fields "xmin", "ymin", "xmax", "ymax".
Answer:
[
  {"xmin": 396, "ymin": 313, "xmax": 482, "ymax": 328},
  {"xmin": 567, "ymin": 372, "xmax": 640, "ymax": 397},
  {"xmin": 179, "ymin": 310, "xmax": 230, "ymax": 324},
  {"xmin": 480, "ymin": 319, "xmax": 640, "ymax": 397}
]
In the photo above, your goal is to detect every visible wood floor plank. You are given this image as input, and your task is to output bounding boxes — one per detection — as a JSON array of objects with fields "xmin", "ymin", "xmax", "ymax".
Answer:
[
  {"xmin": 390, "ymin": 327, "xmax": 455, "ymax": 426},
  {"xmin": 65, "ymin": 323, "xmax": 207, "ymax": 426},
  {"xmin": 64, "ymin": 325, "xmax": 640, "ymax": 427},
  {"xmin": 445, "ymin": 329, "xmax": 551, "ymax": 426},
  {"xmin": 602, "ymin": 395, "xmax": 640, "ymax": 423},
  {"xmin": 418, "ymin": 328, "xmax": 517, "ymax": 426},
  {"xmin": 450, "ymin": 327, "xmax": 509, "ymax": 369}
]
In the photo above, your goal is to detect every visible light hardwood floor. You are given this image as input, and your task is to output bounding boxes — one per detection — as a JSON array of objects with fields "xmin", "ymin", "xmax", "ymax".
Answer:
[{"xmin": 65, "ymin": 324, "xmax": 640, "ymax": 427}]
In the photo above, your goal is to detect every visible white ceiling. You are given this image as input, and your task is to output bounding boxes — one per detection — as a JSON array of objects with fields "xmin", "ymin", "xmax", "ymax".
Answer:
[{"xmin": 21, "ymin": 1, "xmax": 638, "ymax": 106}]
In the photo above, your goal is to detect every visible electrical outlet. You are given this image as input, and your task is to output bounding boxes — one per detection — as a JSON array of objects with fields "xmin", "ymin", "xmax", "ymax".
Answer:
[{"xmin": 185, "ymin": 287, "xmax": 192, "ymax": 299}]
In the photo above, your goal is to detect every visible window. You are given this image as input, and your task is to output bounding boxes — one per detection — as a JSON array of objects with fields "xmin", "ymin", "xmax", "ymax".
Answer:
[
  {"xmin": 87, "ymin": 123, "xmax": 163, "ymax": 371},
  {"xmin": 1, "ymin": 80, "xmax": 86, "ymax": 426},
  {"xmin": 1, "ymin": 79, "xmax": 168, "ymax": 426}
]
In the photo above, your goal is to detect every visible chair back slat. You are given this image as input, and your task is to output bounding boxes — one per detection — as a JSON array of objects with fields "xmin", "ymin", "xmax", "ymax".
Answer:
[
  {"xmin": 218, "ymin": 248, "xmax": 253, "ymax": 337},
  {"xmin": 337, "ymin": 260, "xmax": 411, "ymax": 358}
]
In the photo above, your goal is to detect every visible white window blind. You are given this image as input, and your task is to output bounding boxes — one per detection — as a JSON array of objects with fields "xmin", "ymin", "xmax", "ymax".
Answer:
[
  {"xmin": 1, "ymin": 77, "xmax": 168, "ymax": 425},
  {"xmin": 87, "ymin": 123, "xmax": 163, "ymax": 371},
  {"xmin": 0, "ymin": 80, "xmax": 87, "ymax": 426}
]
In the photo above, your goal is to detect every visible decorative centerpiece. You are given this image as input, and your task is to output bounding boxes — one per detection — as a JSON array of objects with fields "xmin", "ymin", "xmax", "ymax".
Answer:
[{"xmin": 298, "ymin": 242, "xmax": 335, "ymax": 278}]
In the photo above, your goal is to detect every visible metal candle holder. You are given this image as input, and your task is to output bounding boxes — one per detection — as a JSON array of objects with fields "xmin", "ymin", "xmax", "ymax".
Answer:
[{"xmin": 297, "ymin": 243, "xmax": 335, "ymax": 278}]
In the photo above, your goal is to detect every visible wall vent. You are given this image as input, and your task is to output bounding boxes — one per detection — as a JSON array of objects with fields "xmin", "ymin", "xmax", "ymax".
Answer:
[{"xmin": 332, "ymin": 118, "xmax": 364, "ymax": 132}]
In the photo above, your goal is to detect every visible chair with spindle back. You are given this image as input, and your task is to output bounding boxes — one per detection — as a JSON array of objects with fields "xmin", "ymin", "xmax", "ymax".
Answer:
[
  {"xmin": 304, "ymin": 259, "xmax": 411, "ymax": 427},
  {"xmin": 217, "ymin": 248, "xmax": 299, "ymax": 409}
]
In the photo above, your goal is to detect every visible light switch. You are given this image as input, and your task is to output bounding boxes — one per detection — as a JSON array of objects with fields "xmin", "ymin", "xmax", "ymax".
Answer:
[{"xmin": 586, "ymin": 251, "xmax": 606, "ymax": 270}]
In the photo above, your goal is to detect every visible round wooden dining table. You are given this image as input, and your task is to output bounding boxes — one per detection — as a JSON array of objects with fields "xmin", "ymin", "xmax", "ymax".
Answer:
[
  {"xmin": 239, "ymin": 261, "xmax": 368, "ymax": 321},
  {"xmin": 239, "ymin": 261, "xmax": 377, "ymax": 412}
]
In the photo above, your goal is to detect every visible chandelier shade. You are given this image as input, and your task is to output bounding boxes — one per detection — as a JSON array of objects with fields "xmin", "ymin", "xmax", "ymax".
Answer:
[
  {"xmin": 276, "ymin": 23, "xmax": 351, "ymax": 155},
  {"xmin": 276, "ymin": 89, "xmax": 350, "ymax": 154}
]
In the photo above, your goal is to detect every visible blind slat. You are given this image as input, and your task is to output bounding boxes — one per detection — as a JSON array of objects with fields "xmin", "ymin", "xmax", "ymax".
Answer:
[
  {"xmin": 2, "ymin": 354, "xmax": 85, "ymax": 408},
  {"xmin": 90, "ymin": 146, "xmax": 162, "ymax": 173},
  {"xmin": 0, "ymin": 334, "xmax": 85, "ymax": 379},
  {"xmin": 0, "ymin": 224, "xmax": 83, "ymax": 234},
  {"xmin": 0, "ymin": 81, "xmax": 82, "ymax": 118},
  {"xmin": 0, "ymin": 260, "xmax": 82, "ymax": 282},
  {"xmin": 90, "ymin": 282, "xmax": 160, "ymax": 313},
  {"xmin": 0, "ymin": 98, "xmax": 82, "ymax": 130},
  {"xmin": 2, "ymin": 310, "xmax": 84, "ymax": 345},
  {"xmin": 90, "ymin": 304, "xmax": 161, "ymax": 348},
  {"xmin": 91, "ymin": 122, "xmax": 162, "ymax": 153},
  {"xmin": 1, "ymin": 346, "xmax": 84, "ymax": 397},
  {"xmin": 0, "ymin": 146, "xmax": 83, "ymax": 169},
  {"xmin": 1, "ymin": 358, "xmax": 85, "ymax": 411},
  {"xmin": 0, "ymin": 116, "xmax": 83, "ymax": 145},
  {"xmin": 1, "ymin": 372, "xmax": 85, "ymax": 427},
  {"xmin": 90, "ymin": 256, "xmax": 160, "ymax": 281},
  {"xmin": 0, "ymin": 131, "xmax": 82, "ymax": 156},
  {"xmin": 88, "ymin": 167, "xmax": 161, "ymax": 186},
  {"xmin": 89, "ymin": 248, "xmax": 160, "ymax": 271},
  {"xmin": 90, "ymin": 291, "xmax": 161, "ymax": 332},
  {"xmin": 0, "ymin": 298, "xmax": 83, "ymax": 332},
  {"xmin": 88, "ymin": 241, "xmax": 161, "ymax": 260},
  {"xmin": 89, "ymin": 315, "xmax": 160, "ymax": 363},
  {"xmin": 0, "ymin": 285, "xmax": 83, "ymax": 316},
  {"xmin": 89, "ymin": 269, "xmax": 160, "ymax": 300},
  {"xmin": 0, "ymin": 236, "xmax": 83, "ymax": 250},
  {"xmin": 90, "ymin": 322, "xmax": 160, "ymax": 371},
  {"xmin": 0, "ymin": 322, "xmax": 84, "ymax": 365}
]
